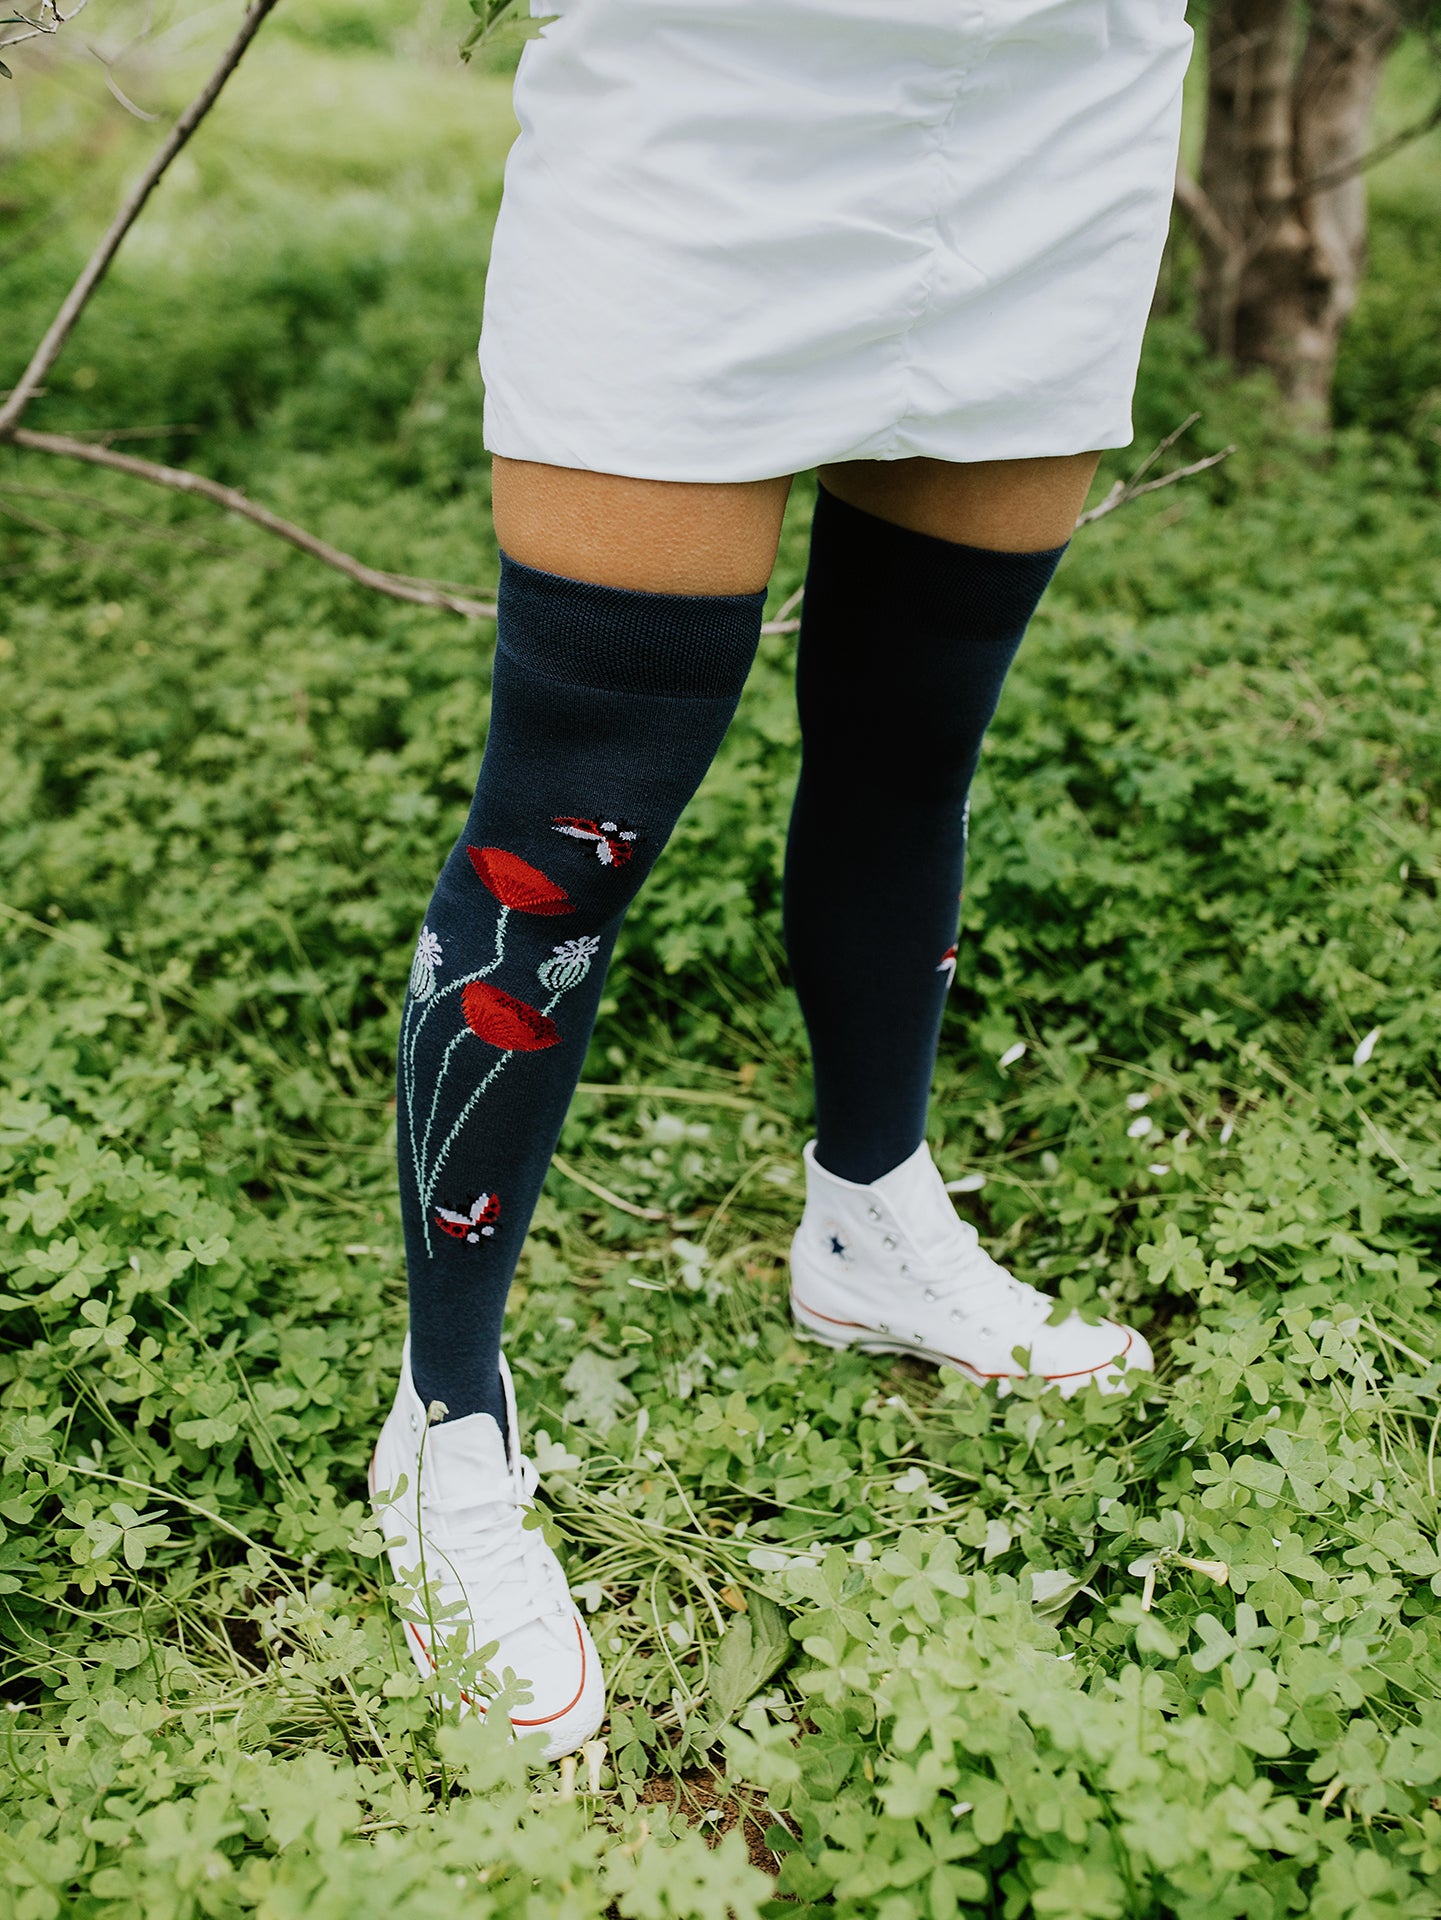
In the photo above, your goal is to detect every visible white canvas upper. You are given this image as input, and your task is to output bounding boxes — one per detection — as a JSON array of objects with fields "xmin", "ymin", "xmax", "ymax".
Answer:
[
  {"xmin": 369, "ymin": 1340, "xmax": 604, "ymax": 1761},
  {"xmin": 790, "ymin": 1140, "xmax": 1152, "ymax": 1396}
]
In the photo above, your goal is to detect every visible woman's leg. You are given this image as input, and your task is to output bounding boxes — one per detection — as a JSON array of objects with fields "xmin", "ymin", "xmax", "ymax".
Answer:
[
  {"xmin": 783, "ymin": 452, "xmax": 1148, "ymax": 1395},
  {"xmin": 399, "ymin": 463, "xmax": 791, "ymax": 1431},
  {"xmin": 376, "ymin": 463, "xmax": 791, "ymax": 1754},
  {"xmin": 819, "ymin": 451, "xmax": 1099, "ymax": 552},
  {"xmin": 783, "ymin": 452, "xmax": 1097, "ymax": 1186},
  {"xmin": 492, "ymin": 457, "xmax": 793, "ymax": 593}
]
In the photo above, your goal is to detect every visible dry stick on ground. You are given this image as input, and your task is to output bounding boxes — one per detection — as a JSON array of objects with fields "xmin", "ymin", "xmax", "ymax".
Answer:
[{"xmin": 0, "ymin": 0, "xmax": 498, "ymax": 620}]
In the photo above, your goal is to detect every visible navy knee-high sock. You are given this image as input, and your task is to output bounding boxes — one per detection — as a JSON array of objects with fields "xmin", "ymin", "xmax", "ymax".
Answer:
[
  {"xmin": 399, "ymin": 557, "xmax": 763, "ymax": 1426},
  {"xmin": 783, "ymin": 485, "xmax": 1064, "ymax": 1185}
]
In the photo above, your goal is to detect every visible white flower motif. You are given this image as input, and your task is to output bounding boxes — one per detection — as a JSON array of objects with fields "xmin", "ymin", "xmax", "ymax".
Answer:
[{"xmin": 409, "ymin": 924, "xmax": 443, "ymax": 1001}]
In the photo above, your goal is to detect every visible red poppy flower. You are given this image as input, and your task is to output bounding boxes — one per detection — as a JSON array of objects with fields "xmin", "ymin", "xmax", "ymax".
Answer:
[
  {"xmin": 462, "ymin": 980, "xmax": 561, "ymax": 1052},
  {"xmin": 467, "ymin": 846, "xmax": 571, "ymax": 915}
]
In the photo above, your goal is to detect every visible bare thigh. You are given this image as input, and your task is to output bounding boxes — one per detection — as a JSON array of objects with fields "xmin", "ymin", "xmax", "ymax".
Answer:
[
  {"xmin": 489, "ymin": 450, "xmax": 1101, "ymax": 599},
  {"xmin": 491, "ymin": 456, "xmax": 794, "ymax": 596},
  {"xmin": 820, "ymin": 452, "xmax": 1102, "ymax": 551}
]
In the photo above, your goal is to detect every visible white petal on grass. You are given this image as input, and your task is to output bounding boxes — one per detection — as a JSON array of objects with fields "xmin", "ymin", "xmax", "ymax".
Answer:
[
  {"xmin": 1147, "ymin": 1163, "xmax": 1171, "ymax": 1177},
  {"xmin": 1125, "ymin": 1092, "xmax": 1150, "ymax": 1111},
  {"xmin": 998, "ymin": 1041, "xmax": 1027, "ymax": 1069},
  {"xmin": 946, "ymin": 1172, "xmax": 987, "ymax": 1193},
  {"xmin": 1219, "ymin": 1120, "xmax": 1234, "ymax": 1145},
  {"xmin": 1127, "ymin": 1115, "xmax": 1155, "ymax": 1139},
  {"xmin": 1352, "ymin": 1026, "xmax": 1381, "ymax": 1067},
  {"xmin": 746, "ymin": 1548, "xmax": 790, "ymax": 1573}
]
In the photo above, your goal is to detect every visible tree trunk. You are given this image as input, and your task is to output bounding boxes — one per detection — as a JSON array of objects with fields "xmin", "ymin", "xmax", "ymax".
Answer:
[{"xmin": 1187, "ymin": 0, "xmax": 1402, "ymax": 423}]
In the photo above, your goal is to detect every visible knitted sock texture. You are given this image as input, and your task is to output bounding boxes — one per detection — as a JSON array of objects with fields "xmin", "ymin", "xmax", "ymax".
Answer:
[
  {"xmin": 399, "ymin": 556, "xmax": 763, "ymax": 1426},
  {"xmin": 783, "ymin": 485, "xmax": 1064, "ymax": 1185}
]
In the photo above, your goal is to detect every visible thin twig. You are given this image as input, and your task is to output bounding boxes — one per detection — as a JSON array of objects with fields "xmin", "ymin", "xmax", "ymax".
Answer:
[
  {"xmin": 760, "ymin": 581, "xmax": 804, "ymax": 636},
  {"xmin": 95, "ymin": 56, "xmax": 160, "ymax": 122},
  {"xmin": 9, "ymin": 427, "xmax": 499, "ymax": 617},
  {"xmin": 550, "ymin": 1152, "xmax": 668, "ymax": 1222},
  {"xmin": 0, "ymin": 0, "xmax": 91, "ymax": 59},
  {"xmin": 0, "ymin": 0, "xmax": 280, "ymax": 436},
  {"xmin": 1296, "ymin": 89, "xmax": 1441, "ymax": 201},
  {"xmin": 1075, "ymin": 416, "xmax": 1236, "ymax": 530}
]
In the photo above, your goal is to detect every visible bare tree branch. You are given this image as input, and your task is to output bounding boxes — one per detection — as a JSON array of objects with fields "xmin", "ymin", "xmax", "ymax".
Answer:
[
  {"xmin": 0, "ymin": 0, "xmax": 91, "ymax": 67},
  {"xmin": 9, "ymin": 427, "xmax": 499, "ymax": 617},
  {"xmin": 1294, "ymin": 82, "xmax": 1441, "ymax": 196},
  {"xmin": 0, "ymin": 0, "xmax": 281, "ymax": 435}
]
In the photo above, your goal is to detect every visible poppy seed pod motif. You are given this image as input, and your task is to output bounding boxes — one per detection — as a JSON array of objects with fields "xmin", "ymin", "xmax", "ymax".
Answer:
[
  {"xmin": 399, "ymin": 830, "xmax": 624, "ymax": 1257},
  {"xmin": 537, "ymin": 935, "xmax": 600, "ymax": 995}
]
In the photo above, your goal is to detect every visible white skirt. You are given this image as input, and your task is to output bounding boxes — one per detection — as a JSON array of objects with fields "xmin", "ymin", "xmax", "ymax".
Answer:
[{"xmin": 479, "ymin": 0, "xmax": 1193, "ymax": 483}]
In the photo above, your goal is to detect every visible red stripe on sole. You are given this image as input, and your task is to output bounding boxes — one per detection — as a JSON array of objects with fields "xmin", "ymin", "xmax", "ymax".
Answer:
[
  {"xmin": 790, "ymin": 1291, "xmax": 1132, "ymax": 1383},
  {"xmin": 406, "ymin": 1614, "xmax": 590, "ymax": 1726}
]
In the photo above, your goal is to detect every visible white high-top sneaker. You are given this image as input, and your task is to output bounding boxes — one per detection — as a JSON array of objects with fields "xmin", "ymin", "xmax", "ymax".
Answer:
[
  {"xmin": 789, "ymin": 1141, "xmax": 1152, "ymax": 1396},
  {"xmin": 369, "ymin": 1339, "xmax": 604, "ymax": 1760}
]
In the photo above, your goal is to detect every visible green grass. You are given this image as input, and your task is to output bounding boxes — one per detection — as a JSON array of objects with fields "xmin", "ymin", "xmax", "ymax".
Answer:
[{"xmin": 2, "ymin": 7, "xmax": 1441, "ymax": 1916}]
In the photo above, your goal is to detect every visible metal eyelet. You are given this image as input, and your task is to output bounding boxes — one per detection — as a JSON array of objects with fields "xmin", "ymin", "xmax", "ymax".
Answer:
[
  {"xmin": 882, "ymin": 1235, "xmax": 897, "ymax": 1251},
  {"xmin": 923, "ymin": 1288, "xmax": 937, "ymax": 1303},
  {"xmin": 867, "ymin": 1206, "xmax": 882, "ymax": 1221}
]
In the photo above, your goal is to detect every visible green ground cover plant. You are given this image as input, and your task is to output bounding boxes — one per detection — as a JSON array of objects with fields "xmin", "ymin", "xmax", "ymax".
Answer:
[{"xmin": 2, "ymin": 4, "xmax": 1441, "ymax": 1914}]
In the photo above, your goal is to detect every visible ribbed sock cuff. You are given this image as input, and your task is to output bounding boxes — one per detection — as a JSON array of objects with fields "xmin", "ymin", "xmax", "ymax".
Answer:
[{"xmin": 496, "ymin": 554, "xmax": 766, "ymax": 699}]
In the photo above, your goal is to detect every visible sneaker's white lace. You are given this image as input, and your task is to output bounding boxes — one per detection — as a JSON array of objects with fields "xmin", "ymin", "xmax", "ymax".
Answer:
[
  {"xmin": 418, "ymin": 1455, "xmax": 570, "ymax": 1640},
  {"xmin": 901, "ymin": 1212, "xmax": 1053, "ymax": 1334}
]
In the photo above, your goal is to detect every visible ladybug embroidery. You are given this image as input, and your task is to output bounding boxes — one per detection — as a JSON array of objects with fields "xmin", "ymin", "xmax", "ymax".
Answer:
[
  {"xmin": 434, "ymin": 1192, "xmax": 501, "ymax": 1243},
  {"xmin": 551, "ymin": 815, "xmax": 639, "ymax": 867}
]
